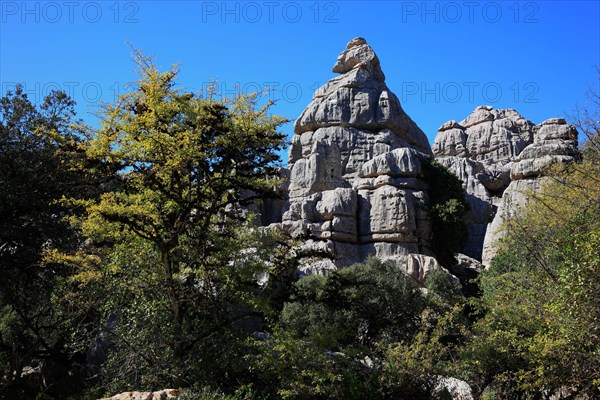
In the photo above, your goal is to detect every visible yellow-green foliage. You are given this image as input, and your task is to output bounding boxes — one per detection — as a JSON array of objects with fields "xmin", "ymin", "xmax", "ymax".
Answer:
[
  {"xmin": 47, "ymin": 51, "xmax": 289, "ymax": 391},
  {"xmin": 461, "ymin": 149, "xmax": 600, "ymax": 397}
]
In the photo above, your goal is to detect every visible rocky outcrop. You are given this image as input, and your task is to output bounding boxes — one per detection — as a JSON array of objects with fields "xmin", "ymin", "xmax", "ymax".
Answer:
[
  {"xmin": 268, "ymin": 39, "xmax": 579, "ymax": 275},
  {"xmin": 450, "ymin": 253, "xmax": 483, "ymax": 280},
  {"xmin": 433, "ymin": 108, "xmax": 579, "ymax": 265},
  {"xmin": 434, "ymin": 376, "xmax": 474, "ymax": 400},
  {"xmin": 99, "ymin": 389, "xmax": 180, "ymax": 400},
  {"xmin": 509, "ymin": 118, "xmax": 578, "ymax": 180},
  {"xmin": 281, "ymin": 38, "xmax": 444, "ymax": 283},
  {"xmin": 481, "ymin": 118, "xmax": 578, "ymax": 265},
  {"xmin": 433, "ymin": 106, "xmax": 534, "ymax": 260},
  {"xmin": 293, "ymin": 38, "xmax": 431, "ymax": 155}
]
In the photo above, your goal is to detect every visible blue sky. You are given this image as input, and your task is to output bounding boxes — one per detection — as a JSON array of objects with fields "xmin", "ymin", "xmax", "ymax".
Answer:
[{"xmin": 1, "ymin": 1, "xmax": 599, "ymax": 163}]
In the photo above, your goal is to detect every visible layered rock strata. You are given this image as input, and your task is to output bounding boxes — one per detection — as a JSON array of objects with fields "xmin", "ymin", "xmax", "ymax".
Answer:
[
  {"xmin": 481, "ymin": 117, "xmax": 579, "ymax": 265},
  {"xmin": 433, "ymin": 107, "xmax": 579, "ymax": 264},
  {"xmin": 281, "ymin": 38, "xmax": 445, "ymax": 283}
]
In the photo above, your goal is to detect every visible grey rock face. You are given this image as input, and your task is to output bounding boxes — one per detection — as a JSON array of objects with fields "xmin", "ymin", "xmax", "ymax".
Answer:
[
  {"xmin": 481, "ymin": 118, "xmax": 579, "ymax": 265},
  {"xmin": 278, "ymin": 39, "xmax": 579, "ymax": 275},
  {"xmin": 434, "ymin": 105, "xmax": 534, "ymax": 165},
  {"xmin": 432, "ymin": 106, "xmax": 533, "ymax": 260},
  {"xmin": 98, "ymin": 389, "xmax": 180, "ymax": 400},
  {"xmin": 434, "ymin": 376, "xmax": 474, "ymax": 400},
  {"xmin": 434, "ymin": 156, "xmax": 494, "ymax": 260},
  {"xmin": 509, "ymin": 119, "xmax": 578, "ymax": 180},
  {"xmin": 293, "ymin": 37, "xmax": 431, "ymax": 156},
  {"xmin": 433, "ymin": 107, "xmax": 579, "ymax": 265},
  {"xmin": 481, "ymin": 177, "xmax": 548, "ymax": 266},
  {"xmin": 282, "ymin": 38, "xmax": 444, "ymax": 283}
]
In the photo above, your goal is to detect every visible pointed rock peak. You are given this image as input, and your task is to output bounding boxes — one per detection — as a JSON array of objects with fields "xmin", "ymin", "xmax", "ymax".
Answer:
[
  {"xmin": 346, "ymin": 37, "xmax": 367, "ymax": 48},
  {"xmin": 332, "ymin": 37, "xmax": 385, "ymax": 81},
  {"xmin": 293, "ymin": 37, "xmax": 431, "ymax": 155}
]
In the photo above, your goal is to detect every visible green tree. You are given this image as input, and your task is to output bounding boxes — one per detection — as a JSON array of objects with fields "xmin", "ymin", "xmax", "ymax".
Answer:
[
  {"xmin": 279, "ymin": 258, "xmax": 426, "ymax": 350},
  {"xmin": 422, "ymin": 161, "xmax": 469, "ymax": 267},
  {"xmin": 459, "ymin": 150, "xmax": 600, "ymax": 397},
  {"xmin": 52, "ymin": 51, "xmax": 288, "ymax": 391},
  {"xmin": 0, "ymin": 86, "xmax": 99, "ymax": 398}
]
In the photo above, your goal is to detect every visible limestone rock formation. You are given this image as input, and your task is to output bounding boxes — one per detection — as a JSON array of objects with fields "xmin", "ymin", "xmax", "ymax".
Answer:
[
  {"xmin": 271, "ymin": 40, "xmax": 579, "ymax": 276},
  {"xmin": 99, "ymin": 389, "xmax": 180, "ymax": 400},
  {"xmin": 451, "ymin": 253, "xmax": 483, "ymax": 280},
  {"xmin": 282, "ymin": 37, "xmax": 443, "ymax": 283},
  {"xmin": 434, "ymin": 376, "xmax": 474, "ymax": 400},
  {"xmin": 432, "ymin": 106, "xmax": 534, "ymax": 260},
  {"xmin": 481, "ymin": 118, "xmax": 579, "ymax": 265},
  {"xmin": 293, "ymin": 39, "xmax": 431, "ymax": 154},
  {"xmin": 433, "ymin": 107, "xmax": 579, "ymax": 265}
]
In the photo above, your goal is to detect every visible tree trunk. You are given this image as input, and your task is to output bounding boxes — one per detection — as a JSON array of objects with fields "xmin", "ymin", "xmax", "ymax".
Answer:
[{"xmin": 160, "ymin": 249, "xmax": 185, "ymax": 385}]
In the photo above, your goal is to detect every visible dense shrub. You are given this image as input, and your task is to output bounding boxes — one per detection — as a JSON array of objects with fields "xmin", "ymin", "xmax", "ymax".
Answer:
[{"xmin": 421, "ymin": 161, "xmax": 469, "ymax": 267}]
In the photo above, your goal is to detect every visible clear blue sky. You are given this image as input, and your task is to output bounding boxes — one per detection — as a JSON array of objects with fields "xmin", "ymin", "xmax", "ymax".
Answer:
[{"xmin": 2, "ymin": 1, "xmax": 599, "ymax": 163}]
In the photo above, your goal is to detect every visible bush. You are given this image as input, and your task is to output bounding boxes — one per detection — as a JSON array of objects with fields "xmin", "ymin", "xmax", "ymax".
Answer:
[
  {"xmin": 249, "ymin": 257, "xmax": 471, "ymax": 399},
  {"xmin": 421, "ymin": 161, "xmax": 469, "ymax": 267},
  {"xmin": 280, "ymin": 257, "xmax": 426, "ymax": 349},
  {"xmin": 458, "ymin": 156, "xmax": 600, "ymax": 397}
]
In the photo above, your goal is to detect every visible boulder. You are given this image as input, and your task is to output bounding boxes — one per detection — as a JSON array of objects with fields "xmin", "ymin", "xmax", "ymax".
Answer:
[
  {"xmin": 99, "ymin": 389, "xmax": 180, "ymax": 400},
  {"xmin": 385, "ymin": 253, "xmax": 455, "ymax": 286},
  {"xmin": 433, "ymin": 376, "xmax": 474, "ymax": 400}
]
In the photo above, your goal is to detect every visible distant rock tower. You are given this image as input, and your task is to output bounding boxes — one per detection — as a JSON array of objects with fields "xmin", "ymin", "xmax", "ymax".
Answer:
[{"xmin": 432, "ymin": 106, "xmax": 579, "ymax": 264}]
